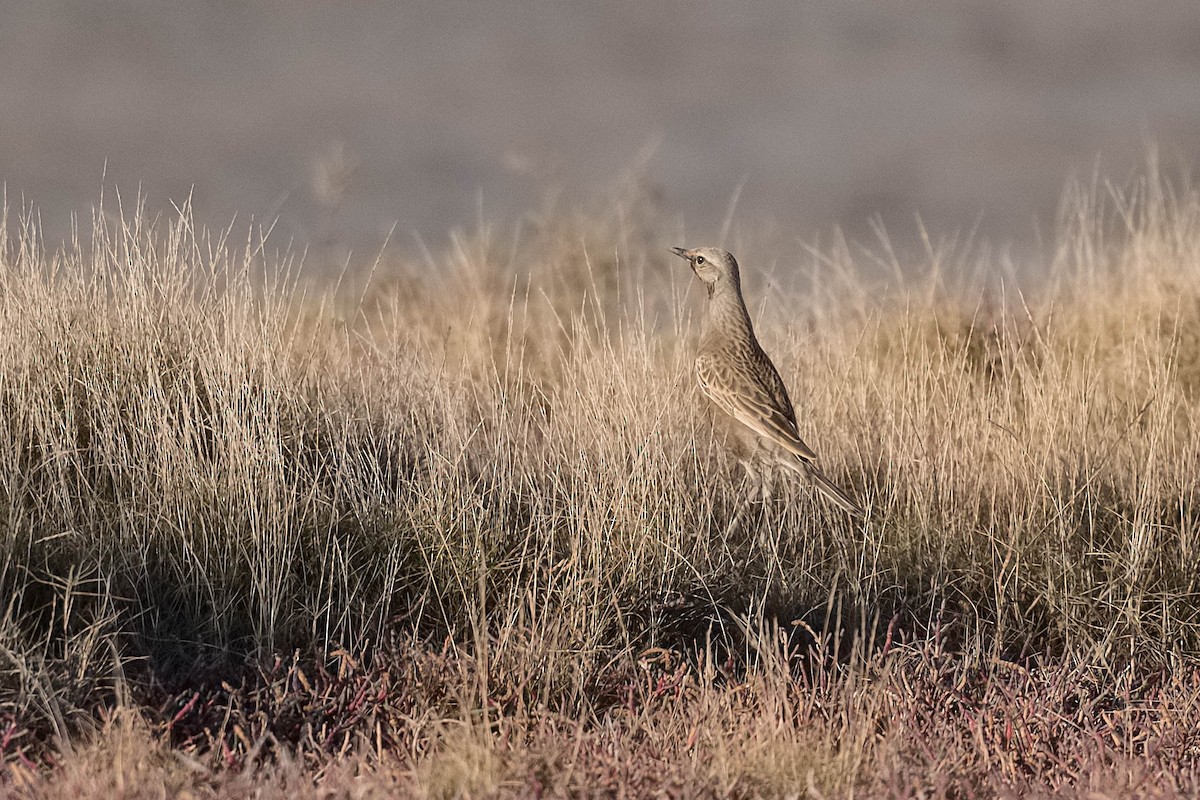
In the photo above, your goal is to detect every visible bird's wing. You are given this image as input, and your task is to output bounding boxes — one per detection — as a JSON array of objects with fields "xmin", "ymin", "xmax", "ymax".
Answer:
[{"xmin": 696, "ymin": 349, "xmax": 819, "ymax": 462}]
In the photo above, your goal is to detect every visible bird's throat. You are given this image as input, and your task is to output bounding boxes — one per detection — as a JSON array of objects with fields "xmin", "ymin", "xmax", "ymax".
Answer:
[{"xmin": 704, "ymin": 282, "xmax": 755, "ymax": 343}]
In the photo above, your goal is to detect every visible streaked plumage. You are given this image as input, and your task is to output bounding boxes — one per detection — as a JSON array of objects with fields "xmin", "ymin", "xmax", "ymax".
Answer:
[{"xmin": 672, "ymin": 245, "xmax": 862, "ymax": 516}]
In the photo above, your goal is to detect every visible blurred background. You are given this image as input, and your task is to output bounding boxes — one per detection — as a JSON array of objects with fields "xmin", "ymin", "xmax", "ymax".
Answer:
[{"xmin": 3, "ymin": 1, "xmax": 1200, "ymax": 279}]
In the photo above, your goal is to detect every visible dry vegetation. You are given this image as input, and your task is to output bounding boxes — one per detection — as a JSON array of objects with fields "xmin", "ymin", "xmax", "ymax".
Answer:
[{"xmin": 2, "ymin": 176, "xmax": 1200, "ymax": 798}]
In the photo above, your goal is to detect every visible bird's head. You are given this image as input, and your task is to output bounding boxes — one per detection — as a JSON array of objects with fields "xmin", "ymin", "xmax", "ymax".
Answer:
[{"xmin": 670, "ymin": 246, "xmax": 740, "ymax": 293}]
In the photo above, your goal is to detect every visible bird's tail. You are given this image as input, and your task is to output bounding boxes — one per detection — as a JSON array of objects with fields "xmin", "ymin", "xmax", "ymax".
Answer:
[{"xmin": 783, "ymin": 459, "xmax": 863, "ymax": 516}]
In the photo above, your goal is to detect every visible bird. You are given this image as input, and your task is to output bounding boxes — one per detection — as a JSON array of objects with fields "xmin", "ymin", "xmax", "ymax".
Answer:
[{"xmin": 671, "ymin": 245, "xmax": 862, "ymax": 517}]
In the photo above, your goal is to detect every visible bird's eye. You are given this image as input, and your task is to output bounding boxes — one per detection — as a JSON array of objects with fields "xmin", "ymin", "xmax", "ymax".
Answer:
[{"xmin": 695, "ymin": 256, "xmax": 706, "ymax": 265}]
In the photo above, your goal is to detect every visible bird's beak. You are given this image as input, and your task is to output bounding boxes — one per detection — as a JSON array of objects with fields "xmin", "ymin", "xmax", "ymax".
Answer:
[{"xmin": 670, "ymin": 247, "xmax": 689, "ymax": 260}]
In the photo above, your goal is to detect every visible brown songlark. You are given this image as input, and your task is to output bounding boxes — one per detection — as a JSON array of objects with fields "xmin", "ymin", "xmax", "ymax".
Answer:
[{"xmin": 672, "ymin": 245, "xmax": 862, "ymax": 516}]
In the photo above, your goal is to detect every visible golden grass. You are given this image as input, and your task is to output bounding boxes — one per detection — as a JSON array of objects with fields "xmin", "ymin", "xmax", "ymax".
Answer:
[{"xmin": 2, "ymin": 174, "xmax": 1200, "ymax": 796}]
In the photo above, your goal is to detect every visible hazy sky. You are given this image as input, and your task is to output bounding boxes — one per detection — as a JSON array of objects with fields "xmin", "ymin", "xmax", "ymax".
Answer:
[{"xmin": 3, "ymin": 2, "xmax": 1200, "ymax": 275}]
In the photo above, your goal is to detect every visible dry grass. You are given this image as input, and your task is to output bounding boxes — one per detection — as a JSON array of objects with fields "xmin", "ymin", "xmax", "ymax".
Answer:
[{"xmin": 2, "ymin": 174, "xmax": 1200, "ymax": 797}]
